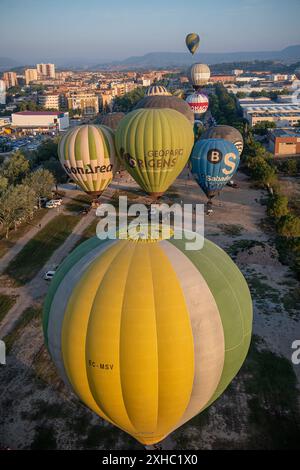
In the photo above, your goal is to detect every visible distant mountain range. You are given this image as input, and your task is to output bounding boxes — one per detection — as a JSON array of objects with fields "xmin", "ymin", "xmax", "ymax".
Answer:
[
  {"xmin": 1, "ymin": 45, "xmax": 300, "ymax": 72},
  {"xmin": 96, "ymin": 45, "xmax": 300, "ymax": 70}
]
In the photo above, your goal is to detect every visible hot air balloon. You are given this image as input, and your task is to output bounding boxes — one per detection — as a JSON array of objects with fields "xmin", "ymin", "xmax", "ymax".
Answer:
[
  {"xmin": 115, "ymin": 108, "xmax": 194, "ymax": 197},
  {"xmin": 134, "ymin": 95, "xmax": 194, "ymax": 125},
  {"xmin": 98, "ymin": 112, "xmax": 125, "ymax": 131},
  {"xmin": 58, "ymin": 125, "xmax": 118, "ymax": 197},
  {"xmin": 186, "ymin": 92, "xmax": 209, "ymax": 114},
  {"xmin": 146, "ymin": 85, "xmax": 171, "ymax": 97},
  {"xmin": 202, "ymin": 125, "xmax": 244, "ymax": 155},
  {"xmin": 191, "ymin": 138, "xmax": 240, "ymax": 198},
  {"xmin": 43, "ymin": 232, "xmax": 252, "ymax": 446},
  {"xmin": 185, "ymin": 33, "xmax": 200, "ymax": 55},
  {"xmin": 189, "ymin": 63, "xmax": 211, "ymax": 89}
]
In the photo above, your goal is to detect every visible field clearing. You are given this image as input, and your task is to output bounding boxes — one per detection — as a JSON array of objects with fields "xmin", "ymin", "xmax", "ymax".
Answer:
[{"xmin": 4, "ymin": 214, "xmax": 80, "ymax": 286}]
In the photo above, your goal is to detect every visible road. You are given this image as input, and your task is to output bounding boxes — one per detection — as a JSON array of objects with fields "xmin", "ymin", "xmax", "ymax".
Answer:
[{"xmin": 0, "ymin": 185, "xmax": 99, "ymax": 338}]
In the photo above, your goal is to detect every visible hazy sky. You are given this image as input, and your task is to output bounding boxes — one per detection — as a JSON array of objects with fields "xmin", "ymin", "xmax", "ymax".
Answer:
[{"xmin": 1, "ymin": 0, "xmax": 300, "ymax": 63}]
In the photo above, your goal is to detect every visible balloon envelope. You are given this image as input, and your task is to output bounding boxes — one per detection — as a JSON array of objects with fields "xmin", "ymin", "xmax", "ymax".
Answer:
[
  {"xmin": 186, "ymin": 92, "xmax": 209, "ymax": 114},
  {"xmin": 134, "ymin": 95, "xmax": 194, "ymax": 125},
  {"xmin": 43, "ymin": 233, "xmax": 252, "ymax": 445},
  {"xmin": 189, "ymin": 63, "xmax": 211, "ymax": 88},
  {"xmin": 58, "ymin": 125, "xmax": 117, "ymax": 196},
  {"xmin": 146, "ymin": 85, "xmax": 171, "ymax": 96},
  {"xmin": 115, "ymin": 108, "xmax": 194, "ymax": 197},
  {"xmin": 202, "ymin": 125, "xmax": 244, "ymax": 155},
  {"xmin": 185, "ymin": 33, "xmax": 200, "ymax": 55},
  {"xmin": 191, "ymin": 138, "xmax": 240, "ymax": 198},
  {"xmin": 98, "ymin": 112, "xmax": 125, "ymax": 131}
]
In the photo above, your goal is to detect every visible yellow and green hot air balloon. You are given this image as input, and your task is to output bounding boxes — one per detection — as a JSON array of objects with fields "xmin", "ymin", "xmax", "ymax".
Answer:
[
  {"xmin": 58, "ymin": 124, "xmax": 118, "ymax": 197},
  {"xmin": 43, "ymin": 232, "xmax": 252, "ymax": 446},
  {"xmin": 115, "ymin": 108, "xmax": 194, "ymax": 197}
]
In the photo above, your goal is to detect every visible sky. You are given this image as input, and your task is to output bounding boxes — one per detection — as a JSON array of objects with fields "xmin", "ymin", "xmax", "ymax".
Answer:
[{"xmin": 1, "ymin": 0, "xmax": 300, "ymax": 64}]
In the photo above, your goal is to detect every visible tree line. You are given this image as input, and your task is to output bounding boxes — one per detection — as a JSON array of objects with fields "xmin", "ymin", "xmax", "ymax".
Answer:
[{"xmin": 0, "ymin": 139, "xmax": 67, "ymax": 238}]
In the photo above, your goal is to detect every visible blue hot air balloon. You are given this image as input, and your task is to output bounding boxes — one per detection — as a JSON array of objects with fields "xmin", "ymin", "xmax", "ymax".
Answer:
[{"xmin": 191, "ymin": 138, "xmax": 240, "ymax": 199}]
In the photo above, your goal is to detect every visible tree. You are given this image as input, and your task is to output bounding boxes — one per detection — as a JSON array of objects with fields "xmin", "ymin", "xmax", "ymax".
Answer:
[
  {"xmin": 113, "ymin": 87, "xmax": 146, "ymax": 112},
  {"xmin": 33, "ymin": 138, "xmax": 59, "ymax": 164},
  {"xmin": 42, "ymin": 158, "xmax": 68, "ymax": 187},
  {"xmin": 23, "ymin": 169, "xmax": 55, "ymax": 208},
  {"xmin": 246, "ymin": 156, "xmax": 277, "ymax": 188},
  {"xmin": 253, "ymin": 121, "xmax": 276, "ymax": 136},
  {"xmin": 0, "ymin": 184, "xmax": 36, "ymax": 238},
  {"xmin": 0, "ymin": 176, "xmax": 8, "ymax": 195},
  {"xmin": 277, "ymin": 214, "xmax": 300, "ymax": 238},
  {"xmin": 267, "ymin": 194, "xmax": 289, "ymax": 219},
  {"xmin": 0, "ymin": 151, "xmax": 29, "ymax": 184},
  {"xmin": 282, "ymin": 159, "xmax": 298, "ymax": 176}
]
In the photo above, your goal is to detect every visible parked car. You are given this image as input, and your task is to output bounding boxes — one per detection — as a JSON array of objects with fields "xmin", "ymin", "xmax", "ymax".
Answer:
[
  {"xmin": 45, "ymin": 200, "xmax": 60, "ymax": 209},
  {"xmin": 53, "ymin": 197, "xmax": 63, "ymax": 205},
  {"xmin": 226, "ymin": 180, "xmax": 238, "ymax": 188},
  {"xmin": 43, "ymin": 270, "xmax": 56, "ymax": 280}
]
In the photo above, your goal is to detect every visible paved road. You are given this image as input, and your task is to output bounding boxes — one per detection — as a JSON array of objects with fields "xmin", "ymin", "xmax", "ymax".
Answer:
[
  {"xmin": 0, "ymin": 183, "xmax": 101, "ymax": 338},
  {"xmin": 0, "ymin": 208, "xmax": 96, "ymax": 338}
]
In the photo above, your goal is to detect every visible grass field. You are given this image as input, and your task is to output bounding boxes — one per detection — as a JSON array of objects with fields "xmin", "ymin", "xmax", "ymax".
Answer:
[
  {"xmin": 0, "ymin": 293, "xmax": 18, "ymax": 323},
  {"xmin": 4, "ymin": 214, "xmax": 80, "ymax": 285},
  {"xmin": 0, "ymin": 209, "xmax": 47, "ymax": 259}
]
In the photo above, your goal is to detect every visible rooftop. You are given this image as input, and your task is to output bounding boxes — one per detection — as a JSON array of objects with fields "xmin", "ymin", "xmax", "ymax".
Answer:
[{"xmin": 14, "ymin": 111, "xmax": 62, "ymax": 116}]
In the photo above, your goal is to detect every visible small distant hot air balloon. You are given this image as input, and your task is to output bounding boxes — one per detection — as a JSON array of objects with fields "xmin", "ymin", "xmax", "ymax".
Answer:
[
  {"xmin": 58, "ymin": 125, "xmax": 118, "ymax": 197},
  {"xmin": 202, "ymin": 125, "xmax": 244, "ymax": 155},
  {"xmin": 115, "ymin": 108, "xmax": 194, "ymax": 197},
  {"xmin": 191, "ymin": 138, "xmax": 240, "ymax": 199},
  {"xmin": 134, "ymin": 95, "xmax": 194, "ymax": 125},
  {"xmin": 186, "ymin": 92, "xmax": 209, "ymax": 114},
  {"xmin": 189, "ymin": 63, "xmax": 211, "ymax": 89},
  {"xmin": 43, "ymin": 232, "xmax": 252, "ymax": 446},
  {"xmin": 146, "ymin": 85, "xmax": 171, "ymax": 96},
  {"xmin": 185, "ymin": 33, "xmax": 200, "ymax": 55},
  {"xmin": 98, "ymin": 112, "xmax": 125, "ymax": 131}
]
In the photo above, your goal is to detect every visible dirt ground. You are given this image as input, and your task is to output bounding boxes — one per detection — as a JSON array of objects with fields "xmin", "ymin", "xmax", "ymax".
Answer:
[{"xmin": 0, "ymin": 169, "xmax": 299, "ymax": 450}]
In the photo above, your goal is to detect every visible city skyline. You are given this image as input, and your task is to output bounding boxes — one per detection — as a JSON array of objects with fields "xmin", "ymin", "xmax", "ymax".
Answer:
[{"xmin": 1, "ymin": 0, "xmax": 300, "ymax": 63}]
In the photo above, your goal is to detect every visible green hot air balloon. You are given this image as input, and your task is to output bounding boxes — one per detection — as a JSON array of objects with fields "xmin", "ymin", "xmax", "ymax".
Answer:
[
  {"xmin": 43, "ymin": 231, "xmax": 252, "ymax": 446},
  {"xmin": 115, "ymin": 108, "xmax": 194, "ymax": 197},
  {"xmin": 186, "ymin": 33, "xmax": 200, "ymax": 55},
  {"xmin": 58, "ymin": 125, "xmax": 118, "ymax": 197}
]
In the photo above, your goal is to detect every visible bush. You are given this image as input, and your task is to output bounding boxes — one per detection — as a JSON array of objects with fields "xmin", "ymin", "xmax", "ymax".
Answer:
[
  {"xmin": 267, "ymin": 194, "xmax": 289, "ymax": 219},
  {"xmin": 277, "ymin": 214, "xmax": 300, "ymax": 238}
]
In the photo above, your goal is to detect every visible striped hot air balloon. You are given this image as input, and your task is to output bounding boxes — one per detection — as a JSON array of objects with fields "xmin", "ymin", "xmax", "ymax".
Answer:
[
  {"xmin": 189, "ymin": 63, "xmax": 211, "ymax": 89},
  {"xmin": 58, "ymin": 125, "xmax": 118, "ymax": 196},
  {"xmin": 145, "ymin": 85, "xmax": 171, "ymax": 96},
  {"xmin": 43, "ymin": 232, "xmax": 252, "ymax": 446},
  {"xmin": 115, "ymin": 108, "xmax": 194, "ymax": 197}
]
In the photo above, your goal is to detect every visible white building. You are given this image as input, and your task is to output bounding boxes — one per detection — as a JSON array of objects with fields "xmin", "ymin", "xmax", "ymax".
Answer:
[
  {"xmin": 25, "ymin": 68, "xmax": 38, "ymax": 85},
  {"xmin": 36, "ymin": 63, "xmax": 56, "ymax": 79},
  {"xmin": 239, "ymin": 100, "xmax": 300, "ymax": 127},
  {"xmin": 38, "ymin": 93, "xmax": 60, "ymax": 110},
  {"xmin": 0, "ymin": 80, "xmax": 6, "ymax": 105},
  {"xmin": 68, "ymin": 93, "xmax": 99, "ymax": 116},
  {"xmin": 11, "ymin": 111, "xmax": 69, "ymax": 133}
]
